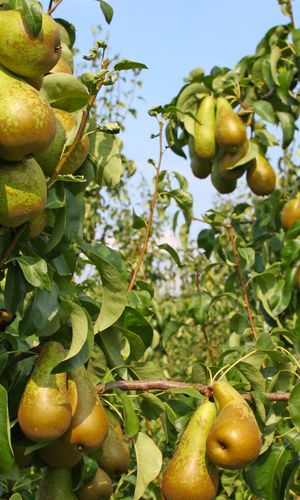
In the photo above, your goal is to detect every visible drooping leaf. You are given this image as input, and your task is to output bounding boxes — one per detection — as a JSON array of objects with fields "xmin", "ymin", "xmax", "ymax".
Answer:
[
  {"xmin": 16, "ymin": 255, "xmax": 51, "ymax": 291},
  {"xmin": 157, "ymin": 243, "xmax": 183, "ymax": 268},
  {"xmin": 4, "ymin": 262, "xmax": 27, "ymax": 313},
  {"xmin": 119, "ymin": 392, "xmax": 139, "ymax": 437},
  {"xmin": 133, "ymin": 432, "xmax": 162, "ymax": 500},
  {"xmin": 114, "ymin": 60, "xmax": 148, "ymax": 71},
  {"xmin": 0, "ymin": 385, "xmax": 14, "ymax": 474},
  {"xmin": 88, "ymin": 130, "xmax": 123, "ymax": 189},
  {"xmin": 98, "ymin": 0, "xmax": 114, "ymax": 24},
  {"xmin": 253, "ymin": 101, "xmax": 275, "ymax": 123},
  {"xmin": 276, "ymin": 111, "xmax": 295, "ymax": 149},
  {"xmin": 21, "ymin": 0, "xmax": 42, "ymax": 37},
  {"xmin": 288, "ymin": 383, "xmax": 300, "ymax": 431},
  {"xmin": 40, "ymin": 73, "xmax": 89, "ymax": 112},
  {"xmin": 132, "ymin": 209, "xmax": 147, "ymax": 229},
  {"xmin": 176, "ymin": 82, "xmax": 208, "ymax": 135},
  {"xmin": 19, "ymin": 283, "xmax": 60, "ymax": 337}
]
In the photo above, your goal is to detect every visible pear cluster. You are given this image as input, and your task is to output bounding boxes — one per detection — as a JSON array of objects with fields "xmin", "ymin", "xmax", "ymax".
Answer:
[
  {"xmin": 190, "ymin": 95, "xmax": 276, "ymax": 196},
  {"xmin": 0, "ymin": 7, "xmax": 89, "ymax": 236},
  {"xmin": 16, "ymin": 341, "xmax": 130, "ymax": 499},
  {"xmin": 162, "ymin": 380, "xmax": 262, "ymax": 500}
]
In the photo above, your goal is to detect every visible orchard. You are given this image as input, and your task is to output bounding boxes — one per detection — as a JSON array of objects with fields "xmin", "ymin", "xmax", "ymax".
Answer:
[{"xmin": 0, "ymin": 0, "xmax": 299, "ymax": 498}]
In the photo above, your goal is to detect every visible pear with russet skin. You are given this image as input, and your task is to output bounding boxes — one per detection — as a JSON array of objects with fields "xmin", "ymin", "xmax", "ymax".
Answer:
[
  {"xmin": 194, "ymin": 95, "xmax": 216, "ymax": 159},
  {"xmin": 0, "ymin": 10, "xmax": 61, "ymax": 78},
  {"xmin": 79, "ymin": 468, "xmax": 113, "ymax": 500},
  {"xmin": 215, "ymin": 97, "xmax": 247, "ymax": 152},
  {"xmin": 280, "ymin": 194, "xmax": 300, "ymax": 231},
  {"xmin": 206, "ymin": 380, "xmax": 262, "ymax": 469},
  {"xmin": 18, "ymin": 341, "xmax": 72, "ymax": 442},
  {"xmin": 218, "ymin": 140, "xmax": 249, "ymax": 181},
  {"xmin": 162, "ymin": 399, "xmax": 219, "ymax": 500},
  {"xmin": 246, "ymin": 153, "xmax": 276, "ymax": 196},
  {"xmin": 95, "ymin": 416, "xmax": 130, "ymax": 477},
  {"xmin": 36, "ymin": 467, "xmax": 77, "ymax": 500},
  {"xmin": 211, "ymin": 161, "xmax": 237, "ymax": 194}
]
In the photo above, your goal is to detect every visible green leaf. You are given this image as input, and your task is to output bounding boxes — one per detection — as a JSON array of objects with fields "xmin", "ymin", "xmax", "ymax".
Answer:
[
  {"xmin": 99, "ymin": 0, "xmax": 114, "ymax": 24},
  {"xmin": 88, "ymin": 131, "xmax": 123, "ymax": 189},
  {"xmin": 253, "ymin": 101, "xmax": 275, "ymax": 123},
  {"xmin": 292, "ymin": 29, "xmax": 300, "ymax": 56},
  {"xmin": 237, "ymin": 361, "xmax": 266, "ymax": 391},
  {"xmin": 119, "ymin": 392, "xmax": 139, "ymax": 437},
  {"xmin": 45, "ymin": 206, "xmax": 66, "ymax": 254},
  {"xmin": 133, "ymin": 432, "xmax": 162, "ymax": 500},
  {"xmin": 114, "ymin": 60, "xmax": 148, "ymax": 71},
  {"xmin": 52, "ymin": 301, "xmax": 94, "ymax": 373},
  {"xmin": 132, "ymin": 209, "xmax": 146, "ymax": 229},
  {"xmin": 117, "ymin": 306, "xmax": 153, "ymax": 353},
  {"xmin": 276, "ymin": 111, "xmax": 295, "ymax": 149},
  {"xmin": 21, "ymin": 0, "xmax": 42, "ymax": 37},
  {"xmin": 16, "ymin": 255, "xmax": 51, "ymax": 291},
  {"xmin": 80, "ymin": 243, "xmax": 128, "ymax": 332},
  {"xmin": 9, "ymin": 494, "xmax": 22, "ymax": 500},
  {"xmin": 40, "ymin": 73, "xmax": 89, "ymax": 112},
  {"xmin": 176, "ymin": 82, "xmax": 208, "ymax": 135},
  {"xmin": 0, "ymin": 385, "xmax": 14, "ymax": 474},
  {"xmin": 270, "ymin": 45, "xmax": 281, "ymax": 85},
  {"xmin": 157, "ymin": 243, "xmax": 183, "ymax": 268},
  {"xmin": 19, "ymin": 283, "xmax": 60, "ymax": 337},
  {"xmin": 288, "ymin": 383, "xmax": 300, "ymax": 431},
  {"xmin": 4, "ymin": 262, "xmax": 27, "ymax": 313},
  {"xmin": 197, "ymin": 228, "xmax": 215, "ymax": 258}
]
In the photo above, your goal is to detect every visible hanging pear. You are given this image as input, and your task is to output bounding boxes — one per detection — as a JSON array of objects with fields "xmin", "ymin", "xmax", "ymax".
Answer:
[
  {"xmin": 217, "ymin": 140, "xmax": 249, "ymax": 181},
  {"xmin": 0, "ymin": 10, "xmax": 61, "ymax": 78},
  {"xmin": 194, "ymin": 95, "xmax": 216, "ymax": 159},
  {"xmin": 162, "ymin": 399, "xmax": 219, "ymax": 500},
  {"xmin": 215, "ymin": 97, "xmax": 247, "ymax": 152},
  {"xmin": 211, "ymin": 161, "xmax": 237, "ymax": 194},
  {"xmin": 79, "ymin": 468, "xmax": 113, "ymax": 500},
  {"xmin": 246, "ymin": 153, "xmax": 276, "ymax": 196},
  {"xmin": 96, "ymin": 415, "xmax": 130, "ymax": 477},
  {"xmin": 280, "ymin": 194, "xmax": 300, "ymax": 231},
  {"xmin": 18, "ymin": 341, "xmax": 72, "ymax": 442},
  {"xmin": 38, "ymin": 437, "xmax": 84, "ymax": 469},
  {"xmin": 206, "ymin": 380, "xmax": 262, "ymax": 469}
]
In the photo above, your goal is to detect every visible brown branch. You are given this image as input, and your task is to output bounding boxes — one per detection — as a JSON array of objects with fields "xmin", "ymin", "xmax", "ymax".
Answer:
[
  {"xmin": 202, "ymin": 325, "xmax": 216, "ymax": 365},
  {"xmin": 96, "ymin": 379, "xmax": 290, "ymax": 402},
  {"xmin": 226, "ymin": 224, "xmax": 257, "ymax": 342},
  {"xmin": 48, "ymin": 0, "xmax": 63, "ymax": 15},
  {"xmin": 127, "ymin": 121, "xmax": 165, "ymax": 292},
  {"xmin": 0, "ymin": 224, "xmax": 27, "ymax": 270},
  {"xmin": 47, "ymin": 59, "xmax": 110, "ymax": 189}
]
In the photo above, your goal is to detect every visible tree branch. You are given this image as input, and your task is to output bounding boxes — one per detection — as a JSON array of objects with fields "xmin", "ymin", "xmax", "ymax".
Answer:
[
  {"xmin": 96, "ymin": 378, "xmax": 290, "ymax": 402},
  {"xmin": 48, "ymin": 0, "xmax": 63, "ymax": 16},
  {"xmin": 0, "ymin": 224, "xmax": 27, "ymax": 270}
]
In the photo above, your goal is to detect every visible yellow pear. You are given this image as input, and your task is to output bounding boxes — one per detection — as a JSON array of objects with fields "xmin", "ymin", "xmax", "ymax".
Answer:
[
  {"xmin": 50, "ymin": 57, "xmax": 73, "ymax": 75},
  {"xmin": 0, "ymin": 158, "xmax": 47, "ymax": 228},
  {"xmin": 61, "ymin": 365, "xmax": 109, "ymax": 452},
  {"xmin": 0, "ymin": 10, "xmax": 61, "ymax": 78},
  {"xmin": 79, "ymin": 468, "xmax": 113, "ymax": 500},
  {"xmin": 0, "ymin": 64, "xmax": 56, "ymax": 161},
  {"xmin": 246, "ymin": 153, "xmax": 276, "ymax": 196},
  {"xmin": 18, "ymin": 341, "xmax": 72, "ymax": 442},
  {"xmin": 280, "ymin": 194, "xmax": 300, "ymax": 231},
  {"xmin": 215, "ymin": 97, "xmax": 247, "ymax": 152},
  {"xmin": 162, "ymin": 399, "xmax": 219, "ymax": 500},
  {"xmin": 206, "ymin": 380, "xmax": 262, "ymax": 469},
  {"xmin": 194, "ymin": 95, "xmax": 216, "ymax": 159}
]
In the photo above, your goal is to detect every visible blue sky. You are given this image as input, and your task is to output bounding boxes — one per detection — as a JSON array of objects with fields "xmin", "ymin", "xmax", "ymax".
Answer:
[{"xmin": 44, "ymin": 0, "xmax": 300, "ymax": 223}]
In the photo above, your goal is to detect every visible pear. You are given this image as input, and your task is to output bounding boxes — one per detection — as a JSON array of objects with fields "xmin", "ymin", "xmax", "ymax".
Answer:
[
  {"xmin": 61, "ymin": 365, "xmax": 109, "ymax": 452},
  {"xmin": 18, "ymin": 341, "xmax": 72, "ymax": 442},
  {"xmin": 217, "ymin": 140, "xmax": 249, "ymax": 181},
  {"xmin": 38, "ymin": 437, "xmax": 84, "ymax": 468},
  {"xmin": 215, "ymin": 97, "xmax": 247, "ymax": 152},
  {"xmin": 0, "ymin": 65, "xmax": 56, "ymax": 161},
  {"xmin": 0, "ymin": 10, "xmax": 61, "ymax": 78},
  {"xmin": 246, "ymin": 154, "xmax": 276, "ymax": 195},
  {"xmin": 60, "ymin": 42, "xmax": 74, "ymax": 72},
  {"xmin": 280, "ymin": 194, "xmax": 300, "ymax": 231},
  {"xmin": 191, "ymin": 157, "xmax": 212, "ymax": 179},
  {"xmin": 211, "ymin": 161, "xmax": 237, "ymax": 194},
  {"xmin": 50, "ymin": 57, "xmax": 73, "ymax": 75},
  {"xmin": 54, "ymin": 109, "xmax": 77, "ymax": 133},
  {"xmin": 29, "ymin": 210, "xmax": 47, "ymax": 239},
  {"xmin": 23, "ymin": 74, "xmax": 44, "ymax": 90},
  {"xmin": 206, "ymin": 380, "xmax": 262, "ymax": 469},
  {"xmin": 36, "ymin": 467, "xmax": 77, "ymax": 500},
  {"xmin": 79, "ymin": 468, "xmax": 113, "ymax": 500},
  {"xmin": 96, "ymin": 416, "xmax": 130, "ymax": 477},
  {"xmin": 0, "ymin": 158, "xmax": 47, "ymax": 228},
  {"xmin": 194, "ymin": 95, "xmax": 216, "ymax": 159},
  {"xmin": 162, "ymin": 399, "xmax": 219, "ymax": 500},
  {"xmin": 35, "ymin": 118, "xmax": 66, "ymax": 176}
]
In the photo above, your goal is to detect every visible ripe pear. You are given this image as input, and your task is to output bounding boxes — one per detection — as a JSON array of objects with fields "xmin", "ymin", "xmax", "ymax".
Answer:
[
  {"xmin": 217, "ymin": 140, "xmax": 249, "ymax": 181},
  {"xmin": 79, "ymin": 468, "xmax": 113, "ymax": 500},
  {"xmin": 36, "ymin": 467, "xmax": 77, "ymax": 500},
  {"xmin": 18, "ymin": 341, "xmax": 72, "ymax": 442},
  {"xmin": 215, "ymin": 97, "xmax": 247, "ymax": 152},
  {"xmin": 0, "ymin": 65, "xmax": 56, "ymax": 161},
  {"xmin": 50, "ymin": 57, "xmax": 73, "ymax": 75},
  {"xmin": 162, "ymin": 399, "xmax": 219, "ymax": 500},
  {"xmin": 54, "ymin": 109, "xmax": 77, "ymax": 133},
  {"xmin": 194, "ymin": 95, "xmax": 216, "ymax": 159},
  {"xmin": 35, "ymin": 118, "xmax": 66, "ymax": 176},
  {"xmin": 0, "ymin": 158, "xmax": 47, "ymax": 228},
  {"xmin": 0, "ymin": 10, "xmax": 61, "ymax": 78},
  {"xmin": 211, "ymin": 161, "xmax": 237, "ymax": 194},
  {"xmin": 206, "ymin": 381, "xmax": 262, "ymax": 469},
  {"xmin": 23, "ymin": 74, "xmax": 44, "ymax": 90},
  {"xmin": 96, "ymin": 417, "xmax": 130, "ymax": 477},
  {"xmin": 246, "ymin": 154, "xmax": 276, "ymax": 196},
  {"xmin": 280, "ymin": 194, "xmax": 300, "ymax": 231},
  {"xmin": 61, "ymin": 365, "xmax": 109, "ymax": 452},
  {"xmin": 38, "ymin": 437, "xmax": 84, "ymax": 469}
]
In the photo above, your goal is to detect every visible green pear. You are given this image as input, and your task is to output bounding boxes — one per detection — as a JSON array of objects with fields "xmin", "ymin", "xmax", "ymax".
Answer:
[
  {"xmin": 194, "ymin": 95, "xmax": 216, "ymax": 159},
  {"xmin": 246, "ymin": 153, "xmax": 276, "ymax": 196},
  {"xmin": 60, "ymin": 365, "xmax": 109, "ymax": 452},
  {"xmin": 281, "ymin": 194, "xmax": 300, "ymax": 231},
  {"xmin": 60, "ymin": 42, "xmax": 74, "ymax": 72},
  {"xmin": 215, "ymin": 97, "xmax": 247, "ymax": 152},
  {"xmin": 35, "ymin": 118, "xmax": 66, "ymax": 176},
  {"xmin": 217, "ymin": 140, "xmax": 249, "ymax": 180},
  {"xmin": 18, "ymin": 341, "xmax": 72, "ymax": 442},
  {"xmin": 0, "ymin": 10, "xmax": 61, "ymax": 78},
  {"xmin": 36, "ymin": 468, "xmax": 77, "ymax": 500},
  {"xmin": 211, "ymin": 161, "xmax": 237, "ymax": 194},
  {"xmin": 162, "ymin": 399, "xmax": 219, "ymax": 500},
  {"xmin": 0, "ymin": 64, "xmax": 56, "ymax": 161},
  {"xmin": 79, "ymin": 468, "xmax": 113, "ymax": 500},
  {"xmin": 29, "ymin": 210, "xmax": 48, "ymax": 239},
  {"xmin": 95, "ymin": 414, "xmax": 130, "ymax": 477},
  {"xmin": 206, "ymin": 381, "xmax": 262, "ymax": 469},
  {"xmin": 191, "ymin": 157, "xmax": 212, "ymax": 179},
  {"xmin": 0, "ymin": 158, "xmax": 47, "ymax": 228}
]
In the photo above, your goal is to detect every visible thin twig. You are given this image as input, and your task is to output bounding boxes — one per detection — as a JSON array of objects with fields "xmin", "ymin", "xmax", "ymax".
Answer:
[
  {"xmin": 226, "ymin": 224, "xmax": 257, "ymax": 342},
  {"xmin": 202, "ymin": 325, "xmax": 216, "ymax": 365},
  {"xmin": 0, "ymin": 224, "xmax": 27, "ymax": 269},
  {"xmin": 96, "ymin": 378, "xmax": 290, "ymax": 402},
  {"xmin": 128, "ymin": 121, "xmax": 165, "ymax": 292},
  {"xmin": 48, "ymin": 0, "xmax": 63, "ymax": 16}
]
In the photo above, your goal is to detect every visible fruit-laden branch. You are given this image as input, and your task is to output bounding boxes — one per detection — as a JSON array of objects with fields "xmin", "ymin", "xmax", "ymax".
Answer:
[
  {"xmin": 128, "ymin": 121, "xmax": 165, "ymax": 292},
  {"xmin": 96, "ymin": 379, "xmax": 290, "ymax": 402}
]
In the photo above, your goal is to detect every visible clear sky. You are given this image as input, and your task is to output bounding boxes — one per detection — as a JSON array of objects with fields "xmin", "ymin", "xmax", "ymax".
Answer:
[{"xmin": 43, "ymin": 0, "xmax": 300, "ymax": 223}]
